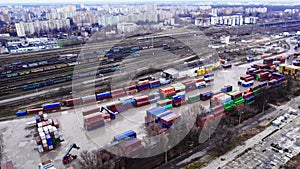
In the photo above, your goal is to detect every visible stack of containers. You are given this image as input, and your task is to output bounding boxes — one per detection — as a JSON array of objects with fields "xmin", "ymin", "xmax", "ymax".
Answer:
[
  {"xmin": 84, "ymin": 112, "xmax": 105, "ymax": 131},
  {"xmin": 81, "ymin": 95, "xmax": 97, "ymax": 104},
  {"xmin": 204, "ymin": 73, "xmax": 214, "ymax": 86},
  {"xmin": 263, "ymin": 58, "xmax": 274, "ymax": 66},
  {"xmin": 160, "ymin": 112, "xmax": 180, "ymax": 128},
  {"xmin": 211, "ymin": 104, "xmax": 225, "ymax": 119},
  {"xmin": 188, "ymin": 94, "xmax": 200, "ymax": 104},
  {"xmin": 195, "ymin": 77, "xmax": 206, "ymax": 89},
  {"xmin": 65, "ymin": 98, "xmax": 82, "ymax": 107},
  {"xmin": 256, "ymin": 72, "xmax": 270, "ymax": 82},
  {"xmin": 182, "ymin": 80, "xmax": 197, "ymax": 91},
  {"xmin": 159, "ymin": 86, "xmax": 176, "ymax": 99},
  {"xmin": 134, "ymin": 95, "xmax": 150, "ymax": 107},
  {"xmin": 36, "ymin": 111, "xmax": 60, "ymax": 153},
  {"xmin": 221, "ymin": 85, "xmax": 233, "ymax": 93},
  {"xmin": 82, "ymin": 107, "xmax": 100, "ymax": 116},
  {"xmin": 252, "ymin": 69, "xmax": 264, "ymax": 77},
  {"xmin": 171, "ymin": 83, "xmax": 186, "ymax": 93},
  {"xmin": 111, "ymin": 88, "xmax": 126, "ymax": 98},
  {"xmin": 243, "ymin": 91, "xmax": 255, "ymax": 105},
  {"xmin": 249, "ymin": 84, "xmax": 261, "ymax": 96},
  {"xmin": 200, "ymin": 91, "xmax": 213, "ymax": 101},
  {"xmin": 136, "ymin": 80, "xmax": 150, "ymax": 92},
  {"xmin": 198, "ymin": 114, "xmax": 215, "ymax": 127},
  {"xmin": 246, "ymin": 67, "xmax": 258, "ymax": 75},
  {"xmin": 241, "ymin": 75, "xmax": 254, "ymax": 87},
  {"xmin": 106, "ymin": 101, "xmax": 126, "ymax": 113},
  {"xmin": 119, "ymin": 95, "xmax": 136, "ymax": 109},
  {"xmin": 145, "ymin": 106, "xmax": 166, "ymax": 124},
  {"xmin": 278, "ymin": 64, "xmax": 300, "ymax": 80},
  {"xmin": 96, "ymin": 91, "xmax": 111, "ymax": 101},
  {"xmin": 172, "ymin": 92, "xmax": 186, "ymax": 107},
  {"xmin": 210, "ymin": 93, "xmax": 232, "ymax": 107},
  {"xmin": 149, "ymin": 80, "xmax": 161, "ymax": 89},
  {"xmin": 122, "ymin": 138, "xmax": 144, "ymax": 157},
  {"xmin": 228, "ymin": 91, "xmax": 244, "ymax": 109},
  {"xmin": 156, "ymin": 99, "xmax": 173, "ymax": 109},
  {"xmin": 124, "ymin": 85, "xmax": 138, "ymax": 95},
  {"xmin": 43, "ymin": 103, "xmax": 61, "ymax": 112}
]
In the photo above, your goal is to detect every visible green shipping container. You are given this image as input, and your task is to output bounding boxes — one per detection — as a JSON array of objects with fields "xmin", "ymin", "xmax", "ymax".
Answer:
[
  {"xmin": 227, "ymin": 90, "xmax": 237, "ymax": 95},
  {"xmin": 164, "ymin": 104, "xmax": 173, "ymax": 109},
  {"xmin": 223, "ymin": 100, "xmax": 234, "ymax": 107},
  {"xmin": 234, "ymin": 98, "xmax": 245, "ymax": 105},
  {"xmin": 233, "ymin": 96, "xmax": 243, "ymax": 102},
  {"xmin": 225, "ymin": 105, "xmax": 234, "ymax": 111}
]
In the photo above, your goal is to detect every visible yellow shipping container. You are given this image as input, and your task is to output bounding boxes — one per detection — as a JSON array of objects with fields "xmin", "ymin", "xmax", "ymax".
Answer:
[{"xmin": 197, "ymin": 69, "xmax": 205, "ymax": 76}]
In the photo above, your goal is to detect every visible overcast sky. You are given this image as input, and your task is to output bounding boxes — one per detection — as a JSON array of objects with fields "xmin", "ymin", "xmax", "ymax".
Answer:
[{"xmin": 0, "ymin": 0, "xmax": 299, "ymax": 5}]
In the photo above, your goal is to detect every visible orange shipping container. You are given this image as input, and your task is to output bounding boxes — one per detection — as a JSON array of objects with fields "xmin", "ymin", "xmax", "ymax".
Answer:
[{"xmin": 159, "ymin": 87, "xmax": 175, "ymax": 94}]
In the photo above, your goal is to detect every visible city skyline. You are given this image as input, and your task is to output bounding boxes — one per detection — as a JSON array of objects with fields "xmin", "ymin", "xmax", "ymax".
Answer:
[{"xmin": 1, "ymin": 0, "xmax": 300, "ymax": 5}]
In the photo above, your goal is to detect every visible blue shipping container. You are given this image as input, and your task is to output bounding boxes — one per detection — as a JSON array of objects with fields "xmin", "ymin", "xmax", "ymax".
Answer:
[
  {"xmin": 44, "ymin": 102, "xmax": 60, "ymax": 109},
  {"xmin": 96, "ymin": 92, "xmax": 111, "ymax": 100},
  {"xmin": 16, "ymin": 110, "xmax": 27, "ymax": 117},
  {"xmin": 113, "ymin": 130, "xmax": 136, "ymax": 141}
]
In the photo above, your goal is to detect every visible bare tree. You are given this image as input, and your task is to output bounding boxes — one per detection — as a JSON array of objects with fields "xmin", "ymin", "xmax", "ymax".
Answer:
[{"xmin": 78, "ymin": 150, "xmax": 103, "ymax": 169}]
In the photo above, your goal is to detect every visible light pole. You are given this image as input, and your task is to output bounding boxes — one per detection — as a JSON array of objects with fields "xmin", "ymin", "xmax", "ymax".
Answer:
[{"xmin": 165, "ymin": 145, "xmax": 171, "ymax": 163}]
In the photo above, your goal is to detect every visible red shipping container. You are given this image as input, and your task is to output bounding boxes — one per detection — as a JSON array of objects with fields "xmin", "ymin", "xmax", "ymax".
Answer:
[
  {"xmin": 135, "ymin": 100, "xmax": 150, "ymax": 107},
  {"xmin": 27, "ymin": 108, "xmax": 43, "ymax": 115},
  {"xmin": 126, "ymin": 89, "xmax": 138, "ymax": 95},
  {"xmin": 82, "ymin": 107, "xmax": 99, "ymax": 116},
  {"xmin": 124, "ymin": 85, "xmax": 137, "ymax": 91},
  {"xmin": 111, "ymin": 88, "xmax": 125, "ymax": 95},
  {"xmin": 65, "ymin": 98, "xmax": 82, "ymax": 107},
  {"xmin": 196, "ymin": 78, "xmax": 204, "ymax": 83},
  {"xmin": 149, "ymin": 80, "xmax": 160, "ymax": 85},
  {"xmin": 245, "ymin": 76, "xmax": 254, "ymax": 82},
  {"xmin": 240, "ymin": 75, "xmax": 252, "ymax": 80},
  {"xmin": 123, "ymin": 139, "xmax": 142, "ymax": 150},
  {"xmin": 111, "ymin": 92, "xmax": 126, "ymax": 99},
  {"xmin": 52, "ymin": 118, "xmax": 59, "ymax": 128},
  {"xmin": 82, "ymin": 98, "xmax": 96, "ymax": 104},
  {"xmin": 85, "ymin": 118, "xmax": 105, "ymax": 126},
  {"xmin": 134, "ymin": 96, "xmax": 149, "ymax": 102},
  {"xmin": 250, "ymin": 85, "xmax": 260, "ymax": 91},
  {"xmin": 44, "ymin": 146, "xmax": 49, "ymax": 152},
  {"xmin": 162, "ymin": 91, "xmax": 176, "ymax": 98},
  {"xmin": 36, "ymin": 136, "xmax": 42, "ymax": 145},
  {"xmin": 243, "ymin": 92, "xmax": 253, "ymax": 98},
  {"xmin": 84, "ymin": 112, "xmax": 103, "ymax": 124}
]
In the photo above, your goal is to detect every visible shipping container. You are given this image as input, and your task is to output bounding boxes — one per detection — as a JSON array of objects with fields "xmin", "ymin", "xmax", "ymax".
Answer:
[
  {"xmin": 65, "ymin": 98, "xmax": 82, "ymax": 107},
  {"xmin": 43, "ymin": 102, "xmax": 61, "ymax": 111},
  {"xmin": 113, "ymin": 130, "xmax": 136, "ymax": 142},
  {"xmin": 96, "ymin": 92, "xmax": 111, "ymax": 101},
  {"xmin": 27, "ymin": 108, "xmax": 43, "ymax": 115},
  {"xmin": 82, "ymin": 95, "xmax": 97, "ymax": 104},
  {"xmin": 82, "ymin": 107, "xmax": 100, "ymax": 116},
  {"xmin": 16, "ymin": 110, "xmax": 27, "ymax": 116}
]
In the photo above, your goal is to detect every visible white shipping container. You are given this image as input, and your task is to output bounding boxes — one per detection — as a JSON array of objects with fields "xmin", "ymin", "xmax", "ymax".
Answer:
[
  {"xmin": 48, "ymin": 119, "xmax": 53, "ymax": 124},
  {"xmin": 37, "ymin": 122, "xmax": 42, "ymax": 128},
  {"xmin": 82, "ymin": 95, "xmax": 96, "ymax": 101},
  {"xmin": 49, "ymin": 145, "xmax": 54, "ymax": 150},
  {"xmin": 38, "ymin": 128, "xmax": 43, "ymax": 133},
  {"xmin": 43, "ymin": 114, "xmax": 48, "ymax": 120},
  {"xmin": 38, "ymin": 145, "xmax": 44, "ymax": 153},
  {"xmin": 39, "ymin": 132, "xmax": 45, "ymax": 140}
]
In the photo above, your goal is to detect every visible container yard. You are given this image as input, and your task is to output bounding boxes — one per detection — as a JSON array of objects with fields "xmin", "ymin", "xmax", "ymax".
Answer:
[{"xmin": 0, "ymin": 17, "xmax": 299, "ymax": 169}]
